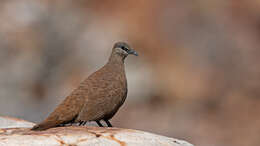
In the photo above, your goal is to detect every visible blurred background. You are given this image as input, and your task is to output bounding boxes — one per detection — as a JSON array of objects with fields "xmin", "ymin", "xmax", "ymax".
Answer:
[{"xmin": 0, "ymin": 0, "xmax": 260, "ymax": 145}]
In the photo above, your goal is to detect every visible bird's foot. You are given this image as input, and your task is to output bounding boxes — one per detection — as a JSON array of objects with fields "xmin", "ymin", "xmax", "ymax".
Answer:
[{"xmin": 96, "ymin": 120, "xmax": 104, "ymax": 127}]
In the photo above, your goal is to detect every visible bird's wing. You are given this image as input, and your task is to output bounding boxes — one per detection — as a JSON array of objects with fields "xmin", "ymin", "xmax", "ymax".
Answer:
[
  {"xmin": 31, "ymin": 87, "xmax": 87, "ymax": 130},
  {"xmin": 76, "ymin": 72, "xmax": 127, "ymax": 122}
]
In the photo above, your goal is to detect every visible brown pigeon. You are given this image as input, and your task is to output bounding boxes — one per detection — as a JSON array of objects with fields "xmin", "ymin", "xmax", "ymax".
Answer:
[{"xmin": 31, "ymin": 42, "xmax": 138, "ymax": 130}]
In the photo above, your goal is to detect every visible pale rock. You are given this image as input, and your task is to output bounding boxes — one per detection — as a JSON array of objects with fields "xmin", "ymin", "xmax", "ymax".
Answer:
[{"xmin": 0, "ymin": 116, "xmax": 193, "ymax": 146}]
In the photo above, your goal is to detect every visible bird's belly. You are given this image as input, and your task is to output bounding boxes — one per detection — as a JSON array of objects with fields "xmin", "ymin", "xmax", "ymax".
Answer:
[
  {"xmin": 103, "ymin": 87, "xmax": 127, "ymax": 119},
  {"xmin": 87, "ymin": 87, "xmax": 126, "ymax": 119}
]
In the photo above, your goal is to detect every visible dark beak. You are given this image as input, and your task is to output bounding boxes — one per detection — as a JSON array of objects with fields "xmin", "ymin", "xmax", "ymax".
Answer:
[{"xmin": 128, "ymin": 49, "xmax": 138, "ymax": 56}]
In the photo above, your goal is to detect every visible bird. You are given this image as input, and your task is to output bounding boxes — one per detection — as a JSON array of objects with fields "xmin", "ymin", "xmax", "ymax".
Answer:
[{"xmin": 31, "ymin": 42, "xmax": 138, "ymax": 131}]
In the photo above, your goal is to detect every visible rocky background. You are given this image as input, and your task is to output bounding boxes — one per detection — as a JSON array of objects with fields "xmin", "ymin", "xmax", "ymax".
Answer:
[{"xmin": 0, "ymin": 0, "xmax": 260, "ymax": 146}]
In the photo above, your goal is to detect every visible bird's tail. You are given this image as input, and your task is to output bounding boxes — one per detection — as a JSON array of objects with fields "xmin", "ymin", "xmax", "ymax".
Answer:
[{"xmin": 31, "ymin": 121, "xmax": 58, "ymax": 131}]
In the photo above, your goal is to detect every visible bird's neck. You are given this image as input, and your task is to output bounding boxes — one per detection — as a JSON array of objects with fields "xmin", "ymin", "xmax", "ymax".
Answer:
[
  {"xmin": 107, "ymin": 54, "xmax": 125, "ymax": 71},
  {"xmin": 108, "ymin": 53, "xmax": 125, "ymax": 64}
]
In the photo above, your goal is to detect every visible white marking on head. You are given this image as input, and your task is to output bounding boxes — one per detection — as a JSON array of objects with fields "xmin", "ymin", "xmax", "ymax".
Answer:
[{"xmin": 115, "ymin": 47, "xmax": 128, "ymax": 56}]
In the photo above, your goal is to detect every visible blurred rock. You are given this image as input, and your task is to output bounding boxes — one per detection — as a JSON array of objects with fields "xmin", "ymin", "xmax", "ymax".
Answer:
[{"xmin": 1, "ymin": 0, "xmax": 260, "ymax": 146}]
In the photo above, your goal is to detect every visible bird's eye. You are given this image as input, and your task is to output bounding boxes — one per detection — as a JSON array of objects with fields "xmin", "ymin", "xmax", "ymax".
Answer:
[{"xmin": 121, "ymin": 46, "xmax": 128, "ymax": 51}]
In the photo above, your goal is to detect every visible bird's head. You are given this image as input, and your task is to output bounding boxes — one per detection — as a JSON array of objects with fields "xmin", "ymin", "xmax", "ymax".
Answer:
[{"xmin": 112, "ymin": 42, "xmax": 138, "ymax": 59}]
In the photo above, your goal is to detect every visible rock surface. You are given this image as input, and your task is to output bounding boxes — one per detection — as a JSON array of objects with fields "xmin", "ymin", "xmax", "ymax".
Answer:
[{"xmin": 0, "ymin": 117, "xmax": 193, "ymax": 146}]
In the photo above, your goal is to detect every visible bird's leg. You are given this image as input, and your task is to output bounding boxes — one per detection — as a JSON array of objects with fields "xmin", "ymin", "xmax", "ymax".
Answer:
[
  {"xmin": 96, "ymin": 120, "xmax": 104, "ymax": 127},
  {"xmin": 104, "ymin": 119, "xmax": 113, "ymax": 127},
  {"xmin": 79, "ymin": 121, "xmax": 84, "ymax": 126}
]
